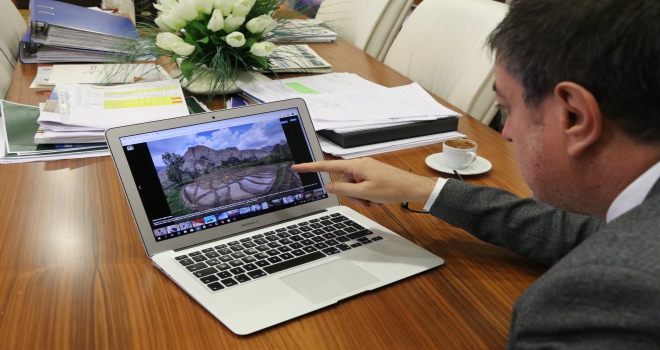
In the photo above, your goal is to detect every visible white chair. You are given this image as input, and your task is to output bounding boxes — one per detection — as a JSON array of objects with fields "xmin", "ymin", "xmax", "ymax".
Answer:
[
  {"xmin": 316, "ymin": 0, "xmax": 413, "ymax": 61},
  {"xmin": 384, "ymin": 0, "xmax": 508, "ymax": 124},
  {"xmin": 0, "ymin": 0, "xmax": 27, "ymax": 98}
]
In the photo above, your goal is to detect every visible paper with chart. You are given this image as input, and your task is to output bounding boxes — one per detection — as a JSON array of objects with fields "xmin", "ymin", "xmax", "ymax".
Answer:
[
  {"xmin": 56, "ymin": 80, "xmax": 189, "ymax": 129},
  {"xmin": 239, "ymin": 72, "xmax": 386, "ymax": 103}
]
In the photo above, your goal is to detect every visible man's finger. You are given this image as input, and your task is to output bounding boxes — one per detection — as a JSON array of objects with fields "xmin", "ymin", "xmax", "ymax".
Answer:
[
  {"xmin": 326, "ymin": 181, "xmax": 365, "ymax": 201},
  {"xmin": 291, "ymin": 160, "xmax": 354, "ymax": 174}
]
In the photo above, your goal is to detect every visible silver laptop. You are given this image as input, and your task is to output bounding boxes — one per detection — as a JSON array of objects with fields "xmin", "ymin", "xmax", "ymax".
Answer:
[{"xmin": 105, "ymin": 98, "xmax": 444, "ymax": 334}]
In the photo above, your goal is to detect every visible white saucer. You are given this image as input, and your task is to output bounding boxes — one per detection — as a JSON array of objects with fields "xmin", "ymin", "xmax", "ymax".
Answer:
[{"xmin": 425, "ymin": 153, "xmax": 492, "ymax": 175}]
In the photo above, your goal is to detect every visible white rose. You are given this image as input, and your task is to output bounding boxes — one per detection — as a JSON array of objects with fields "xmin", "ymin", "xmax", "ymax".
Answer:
[
  {"xmin": 226, "ymin": 31, "xmax": 246, "ymax": 47},
  {"xmin": 171, "ymin": 41, "xmax": 196, "ymax": 56},
  {"xmin": 250, "ymin": 42, "xmax": 275, "ymax": 56},
  {"xmin": 194, "ymin": 0, "xmax": 213, "ymax": 15},
  {"xmin": 223, "ymin": 14, "xmax": 245, "ymax": 32},
  {"xmin": 207, "ymin": 9, "xmax": 225, "ymax": 31},
  {"xmin": 155, "ymin": 16, "xmax": 176, "ymax": 32},
  {"xmin": 231, "ymin": 0, "xmax": 255, "ymax": 17},
  {"xmin": 161, "ymin": 11, "xmax": 188, "ymax": 30},
  {"xmin": 156, "ymin": 32, "xmax": 184, "ymax": 50},
  {"xmin": 246, "ymin": 15, "xmax": 277, "ymax": 34},
  {"xmin": 213, "ymin": 0, "xmax": 233, "ymax": 16},
  {"xmin": 173, "ymin": 0, "xmax": 198, "ymax": 21}
]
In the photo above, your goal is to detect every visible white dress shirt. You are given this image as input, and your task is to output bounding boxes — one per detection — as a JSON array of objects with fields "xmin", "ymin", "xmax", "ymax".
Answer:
[{"xmin": 423, "ymin": 160, "xmax": 660, "ymax": 223}]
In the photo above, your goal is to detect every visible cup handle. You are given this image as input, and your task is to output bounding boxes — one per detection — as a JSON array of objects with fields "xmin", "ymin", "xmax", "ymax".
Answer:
[{"xmin": 462, "ymin": 152, "xmax": 477, "ymax": 168}]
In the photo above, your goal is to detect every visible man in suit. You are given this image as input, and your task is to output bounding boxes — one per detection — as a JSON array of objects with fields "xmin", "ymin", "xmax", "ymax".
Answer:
[{"xmin": 293, "ymin": 0, "xmax": 660, "ymax": 347}]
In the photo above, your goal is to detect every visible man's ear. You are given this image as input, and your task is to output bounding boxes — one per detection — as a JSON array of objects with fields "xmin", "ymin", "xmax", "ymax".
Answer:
[{"xmin": 554, "ymin": 82, "xmax": 602, "ymax": 157}]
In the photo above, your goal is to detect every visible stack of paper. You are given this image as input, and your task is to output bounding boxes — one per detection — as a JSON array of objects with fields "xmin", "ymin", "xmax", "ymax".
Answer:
[
  {"xmin": 0, "ymin": 101, "xmax": 109, "ymax": 164},
  {"xmin": 264, "ymin": 19, "xmax": 337, "ymax": 43},
  {"xmin": 34, "ymin": 79, "xmax": 189, "ymax": 145},
  {"xmin": 238, "ymin": 73, "xmax": 464, "ymax": 157},
  {"xmin": 318, "ymin": 132, "xmax": 464, "ymax": 159},
  {"xmin": 266, "ymin": 45, "xmax": 332, "ymax": 74}
]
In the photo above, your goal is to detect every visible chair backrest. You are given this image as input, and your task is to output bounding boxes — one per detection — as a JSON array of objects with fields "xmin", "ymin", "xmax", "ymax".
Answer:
[
  {"xmin": 316, "ymin": 0, "xmax": 413, "ymax": 61},
  {"xmin": 384, "ymin": 0, "xmax": 508, "ymax": 124},
  {"xmin": 0, "ymin": 0, "xmax": 27, "ymax": 98}
]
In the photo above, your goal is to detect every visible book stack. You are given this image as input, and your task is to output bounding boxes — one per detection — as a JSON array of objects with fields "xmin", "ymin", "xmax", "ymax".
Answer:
[{"xmin": 19, "ymin": 0, "xmax": 141, "ymax": 64}]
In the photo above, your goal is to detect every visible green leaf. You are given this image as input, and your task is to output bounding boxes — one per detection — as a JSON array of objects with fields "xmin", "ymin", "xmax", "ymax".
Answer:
[
  {"xmin": 180, "ymin": 59, "xmax": 194, "ymax": 80},
  {"xmin": 197, "ymin": 37, "xmax": 210, "ymax": 44},
  {"xmin": 244, "ymin": 37, "xmax": 257, "ymax": 48},
  {"xmin": 184, "ymin": 23, "xmax": 202, "ymax": 40},
  {"xmin": 250, "ymin": 54, "xmax": 269, "ymax": 69},
  {"xmin": 210, "ymin": 36, "xmax": 222, "ymax": 45},
  {"xmin": 192, "ymin": 21, "xmax": 209, "ymax": 37},
  {"xmin": 184, "ymin": 33, "xmax": 203, "ymax": 52}
]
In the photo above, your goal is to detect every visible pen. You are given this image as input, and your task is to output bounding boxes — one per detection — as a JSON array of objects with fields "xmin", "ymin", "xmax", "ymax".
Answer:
[{"xmin": 453, "ymin": 169, "xmax": 464, "ymax": 182}]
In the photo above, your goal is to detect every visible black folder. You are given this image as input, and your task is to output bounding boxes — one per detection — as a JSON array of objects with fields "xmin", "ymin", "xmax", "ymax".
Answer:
[{"xmin": 317, "ymin": 117, "xmax": 459, "ymax": 148}]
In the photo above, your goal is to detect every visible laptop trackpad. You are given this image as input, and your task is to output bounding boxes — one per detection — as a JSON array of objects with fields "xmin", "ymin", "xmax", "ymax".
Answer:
[{"xmin": 281, "ymin": 259, "xmax": 379, "ymax": 304}]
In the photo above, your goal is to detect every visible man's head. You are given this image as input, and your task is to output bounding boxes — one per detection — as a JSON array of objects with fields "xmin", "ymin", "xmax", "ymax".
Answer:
[
  {"xmin": 490, "ymin": 0, "xmax": 660, "ymax": 143},
  {"xmin": 488, "ymin": 0, "xmax": 660, "ymax": 218}
]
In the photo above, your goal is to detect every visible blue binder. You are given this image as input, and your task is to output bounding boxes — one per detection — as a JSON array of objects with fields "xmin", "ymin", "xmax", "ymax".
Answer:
[{"xmin": 29, "ymin": 0, "xmax": 139, "ymax": 49}]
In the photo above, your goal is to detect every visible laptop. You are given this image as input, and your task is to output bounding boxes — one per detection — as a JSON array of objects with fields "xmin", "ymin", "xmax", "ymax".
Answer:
[{"xmin": 105, "ymin": 98, "xmax": 444, "ymax": 334}]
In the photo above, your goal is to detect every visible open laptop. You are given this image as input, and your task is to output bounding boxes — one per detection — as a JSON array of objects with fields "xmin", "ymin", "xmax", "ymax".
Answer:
[{"xmin": 105, "ymin": 98, "xmax": 444, "ymax": 334}]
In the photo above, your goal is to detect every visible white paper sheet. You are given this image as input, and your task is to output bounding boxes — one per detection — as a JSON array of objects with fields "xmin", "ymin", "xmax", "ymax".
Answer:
[
  {"xmin": 300, "ymin": 83, "xmax": 461, "ymax": 123},
  {"xmin": 319, "ymin": 132, "xmax": 465, "ymax": 159}
]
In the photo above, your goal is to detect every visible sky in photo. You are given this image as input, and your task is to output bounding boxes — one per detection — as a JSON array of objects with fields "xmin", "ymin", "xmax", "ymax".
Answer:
[{"xmin": 147, "ymin": 120, "xmax": 287, "ymax": 167}]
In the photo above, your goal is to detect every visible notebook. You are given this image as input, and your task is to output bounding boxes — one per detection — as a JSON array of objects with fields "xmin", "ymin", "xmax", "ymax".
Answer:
[{"xmin": 105, "ymin": 98, "xmax": 444, "ymax": 334}]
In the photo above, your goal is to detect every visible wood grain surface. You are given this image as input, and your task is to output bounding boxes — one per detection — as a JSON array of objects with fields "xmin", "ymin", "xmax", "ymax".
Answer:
[{"xmin": 0, "ymin": 38, "xmax": 544, "ymax": 349}]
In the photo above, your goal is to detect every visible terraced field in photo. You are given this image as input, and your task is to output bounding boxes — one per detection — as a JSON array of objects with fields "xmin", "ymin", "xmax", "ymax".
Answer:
[{"xmin": 179, "ymin": 162, "xmax": 303, "ymax": 211}]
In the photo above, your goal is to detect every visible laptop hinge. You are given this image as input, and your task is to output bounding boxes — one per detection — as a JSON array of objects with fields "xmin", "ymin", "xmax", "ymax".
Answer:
[{"xmin": 174, "ymin": 209, "xmax": 329, "ymax": 252}]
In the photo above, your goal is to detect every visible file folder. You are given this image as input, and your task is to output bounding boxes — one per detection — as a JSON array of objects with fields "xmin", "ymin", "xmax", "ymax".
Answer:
[
  {"xmin": 30, "ymin": 0, "xmax": 140, "ymax": 53},
  {"xmin": 19, "ymin": 31, "xmax": 128, "ymax": 64}
]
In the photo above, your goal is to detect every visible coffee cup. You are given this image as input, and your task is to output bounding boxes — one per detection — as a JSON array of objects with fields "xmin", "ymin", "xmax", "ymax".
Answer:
[{"xmin": 443, "ymin": 139, "xmax": 478, "ymax": 170}]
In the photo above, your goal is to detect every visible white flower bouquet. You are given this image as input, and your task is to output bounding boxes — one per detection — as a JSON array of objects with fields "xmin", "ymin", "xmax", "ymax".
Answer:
[{"xmin": 151, "ymin": 0, "xmax": 296, "ymax": 94}]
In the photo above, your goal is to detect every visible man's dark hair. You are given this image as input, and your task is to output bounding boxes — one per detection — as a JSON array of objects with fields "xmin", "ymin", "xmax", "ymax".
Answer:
[{"xmin": 489, "ymin": 0, "xmax": 660, "ymax": 144}]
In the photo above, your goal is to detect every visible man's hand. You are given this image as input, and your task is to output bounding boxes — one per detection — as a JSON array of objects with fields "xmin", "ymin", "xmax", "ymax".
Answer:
[{"xmin": 291, "ymin": 158, "xmax": 438, "ymax": 207}]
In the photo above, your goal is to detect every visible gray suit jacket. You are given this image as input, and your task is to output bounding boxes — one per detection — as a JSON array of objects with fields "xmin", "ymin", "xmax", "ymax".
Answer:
[{"xmin": 430, "ymin": 179, "xmax": 660, "ymax": 349}]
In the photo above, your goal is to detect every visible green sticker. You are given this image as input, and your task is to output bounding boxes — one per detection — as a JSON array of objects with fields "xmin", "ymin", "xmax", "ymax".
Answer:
[{"xmin": 283, "ymin": 82, "xmax": 321, "ymax": 94}]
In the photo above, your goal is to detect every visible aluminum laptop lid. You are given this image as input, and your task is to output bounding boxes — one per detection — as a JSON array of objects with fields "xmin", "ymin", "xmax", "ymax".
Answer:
[{"xmin": 105, "ymin": 98, "xmax": 339, "ymax": 257}]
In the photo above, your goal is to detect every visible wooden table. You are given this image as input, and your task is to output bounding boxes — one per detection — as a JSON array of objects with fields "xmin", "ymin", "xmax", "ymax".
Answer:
[{"xmin": 1, "ymin": 39, "xmax": 545, "ymax": 349}]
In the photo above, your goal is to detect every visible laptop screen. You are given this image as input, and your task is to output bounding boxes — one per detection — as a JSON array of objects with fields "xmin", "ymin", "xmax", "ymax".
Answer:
[{"xmin": 118, "ymin": 107, "xmax": 327, "ymax": 242}]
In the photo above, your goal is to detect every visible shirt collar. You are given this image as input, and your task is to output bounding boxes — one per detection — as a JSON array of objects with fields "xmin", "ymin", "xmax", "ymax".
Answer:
[{"xmin": 606, "ymin": 160, "xmax": 660, "ymax": 223}]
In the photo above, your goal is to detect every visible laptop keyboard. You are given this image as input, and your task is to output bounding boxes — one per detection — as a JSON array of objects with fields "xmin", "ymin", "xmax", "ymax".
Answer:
[{"xmin": 173, "ymin": 213, "xmax": 384, "ymax": 292}]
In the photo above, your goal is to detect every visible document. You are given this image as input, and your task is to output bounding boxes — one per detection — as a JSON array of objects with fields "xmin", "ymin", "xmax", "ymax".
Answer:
[
  {"xmin": 265, "ymin": 45, "xmax": 332, "ymax": 73},
  {"xmin": 300, "ymin": 82, "xmax": 461, "ymax": 124},
  {"xmin": 34, "ymin": 63, "xmax": 171, "ymax": 90},
  {"xmin": 264, "ymin": 19, "xmax": 337, "ymax": 43},
  {"xmin": 38, "ymin": 80, "xmax": 189, "ymax": 129},
  {"xmin": 239, "ymin": 72, "xmax": 386, "ymax": 103}
]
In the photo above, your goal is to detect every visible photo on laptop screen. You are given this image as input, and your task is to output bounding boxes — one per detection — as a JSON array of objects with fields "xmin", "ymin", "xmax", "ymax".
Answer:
[{"xmin": 118, "ymin": 108, "xmax": 328, "ymax": 242}]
